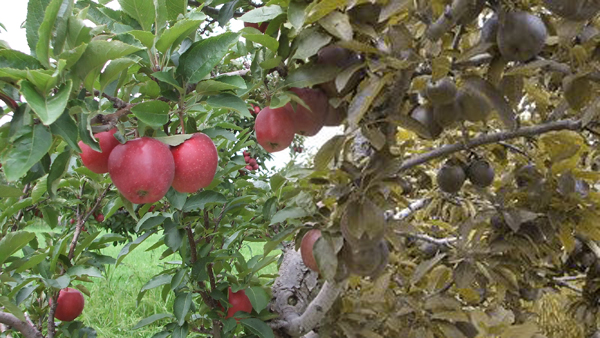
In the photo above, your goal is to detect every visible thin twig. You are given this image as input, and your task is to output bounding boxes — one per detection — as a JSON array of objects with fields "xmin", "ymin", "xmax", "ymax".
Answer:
[
  {"xmin": 186, "ymin": 226, "xmax": 197, "ymax": 264},
  {"xmin": 68, "ymin": 185, "xmax": 111, "ymax": 260}
]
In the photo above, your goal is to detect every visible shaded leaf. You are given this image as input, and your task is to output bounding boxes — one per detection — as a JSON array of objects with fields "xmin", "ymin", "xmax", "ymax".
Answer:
[
  {"xmin": 3, "ymin": 125, "xmax": 52, "ymax": 182},
  {"xmin": 177, "ymin": 32, "xmax": 240, "ymax": 83},
  {"xmin": 20, "ymin": 80, "xmax": 72, "ymax": 126}
]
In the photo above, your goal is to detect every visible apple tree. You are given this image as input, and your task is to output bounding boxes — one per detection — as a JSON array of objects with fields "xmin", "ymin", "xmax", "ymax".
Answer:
[{"xmin": 1, "ymin": 0, "xmax": 600, "ymax": 337}]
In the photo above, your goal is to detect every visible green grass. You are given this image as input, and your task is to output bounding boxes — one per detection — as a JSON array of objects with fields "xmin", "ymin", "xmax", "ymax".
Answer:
[{"xmin": 25, "ymin": 224, "xmax": 280, "ymax": 337}]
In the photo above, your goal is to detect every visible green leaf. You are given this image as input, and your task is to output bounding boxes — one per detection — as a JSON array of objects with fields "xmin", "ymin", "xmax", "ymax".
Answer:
[
  {"xmin": 463, "ymin": 76, "xmax": 517, "ymax": 130},
  {"xmin": 129, "ymin": 30, "xmax": 155, "ymax": 48},
  {"xmin": 0, "ymin": 185, "xmax": 23, "ymax": 198},
  {"xmin": 319, "ymin": 11, "xmax": 352, "ymax": 41},
  {"xmin": 411, "ymin": 253, "xmax": 447, "ymax": 285},
  {"xmin": 314, "ymin": 135, "xmax": 345, "ymax": 171},
  {"xmin": 173, "ymin": 292, "xmax": 192, "ymax": 326},
  {"xmin": 41, "ymin": 206, "xmax": 59, "ymax": 229},
  {"xmin": 153, "ymin": 134, "xmax": 193, "ymax": 147},
  {"xmin": 118, "ymin": 0, "xmax": 156, "ymax": 31},
  {"xmin": 288, "ymin": 1, "xmax": 307, "ymax": 29},
  {"xmin": 239, "ymin": 5, "xmax": 283, "ymax": 23},
  {"xmin": 165, "ymin": 188, "xmax": 187, "ymax": 210},
  {"xmin": 240, "ymin": 318, "xmax": 274, "ymax": 338},
  {"xmin": 100, "ymin": 58, "xmax": 137, "ymax": 92},
  {"xmin": 314, "ymin": 236, "xmax": 337, "ymax": 281},
  {"xmin": 133, "ymin": 313, "xmax": 173, "ymax": 330},
  {"xmin": 20, "ymin": 80, "xmax": 73, "ymax": 126},
  {"xmin": 50, "ymin": 111, "xmax": 81, "ymax": 152},
  {"xmin": 116, "ymin": 231, "xmax": 154, "ymax": 266},
  {"xmin": 26, "ymin": 0, "xmax": 52, "ymax": 56},
  {"xmin": 166, "ymin": 0, "xmax": 187, "ymax": 21},
  {"xmin": 141, "ymin": 274, "xmax": 173, "ymax": 293},
  {"xmin": 36, "ymin": 0, "xmax": 63, "ymax": 67},
  {"xmin": 0, "ymin": 296, "xmax": 27, "ymax": 322},
  {"xmin": 246, "ymin": 287, "xmax": 269, "ymax": 313},
  {"xmin": 47, "ymin": 150, "xmax": 71, "ymax": 197},
  {"xmin": 177, "ymin": 32, "xmax": 240, "ymax": 83},
  {"xmin": 348, "ymin": 73, "xmax": 392, "ymax": 130},
  {"xmin": 244, "ymin": 33, "xmax": 279, "ymax": 52},
  {"xmin": 4, "ymin": 125, "xmax": 52, "ymax": 182},
  {"xmin": 172, "ymin": 322, "xmax": 189, "ymax": 338},
  {"xmin": 270, "ymin": 207, "xmax": 309, "ymax": 225},
  {"xmin": 31, "ymin": 178, "xmax": 48, "ymax": 203},
  {"xmin": 259, "ymin": 57, "xmax": 282, "ymax": 70},
  {"xmin": 0, "ymin": 231, "xmax": 36, "ymax": 265},
  {"xmin": 164, "ymin": 224, "xmax": 185, "ymax": 252},
  {"xmin": 156, "ymin": 20, "xmax": 202, "ymax": 53},
  {"xmin": 0, "ymin": 50, "xmax": 43, "ymax": 69},
  {"xmin": 78, "ymin": 112, "xmax": 101, "ymax": 152},
  {"xmin": 283, "ymin": 64, "xmax": 338, "ymax": 89},
  {"xmin": 130, "ymin": 101, "xmax": 171, "ymax": 127},
  {"xmin": 52, "ymin": 0, "xmax": 74, "ymax": 56},
  {"xmin": 66, "ymin": 266, "xmax": 103, "ymax": 278},
  {"xmin": 291, "ymin": 27, "xmax": 331, "ymax": 60},
  {"xmin": 136, "ymin": 213, "xmax": 168, "ymax": 232},
  {"xmin": 206, "ymin": 93, "xmax": 252, "ymax": 118},
  {"xmin": 152, "ymin": 70, "xmax": 182, "ymax": 90},
  {"xmin": 182, "ymin": 191, "xmax": 227, "ymax": 212},
  {"xmin": 73, "ymin": 40, "xmax": 143, "ymax": 79}
]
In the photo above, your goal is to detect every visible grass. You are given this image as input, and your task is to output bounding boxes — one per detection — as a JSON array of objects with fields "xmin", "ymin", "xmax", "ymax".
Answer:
[{"xmin": 25, "ymin": 224, "xmax": 280, "ymax": 337}]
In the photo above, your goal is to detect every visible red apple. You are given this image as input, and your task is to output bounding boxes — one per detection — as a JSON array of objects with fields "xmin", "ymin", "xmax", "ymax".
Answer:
[
  {"xmin": 252, "ymin": 163, "xmax": 259, "ymax": 170},
  {"xmin": 254, "ymin": 106, "xmax": 261, "ymax": 114},
  {"xmin": 285, "ymin": 88, "xmax": 328, "ymax": 136},
  {"xmin": 170, "ymin": 133, "xmax": 218, "ymax": 193},
  {"xmin": 108, "ymin": 137, "xmax": 175, "ymax": 204},
  {"xmin": 95, "ymin": 214, "xmax": 104, "ymax": 222},
  {"xmin": 70, "ymin": 219, "xmax": 75, "ymax": 225},
  {"xmin": 300, "ymin": 229, "xmax": 322, "ymax": 272},
  {"xmin": 226, "ymin": 287, "xmax": 253, "ymax": 319},
  {"xmin": 78, "ymin": 129, "xmax": 120, "ymax": 174},
  {"xmin": 244, "ymin": 22, "xmax": 269, "ymax": 33},
  {"xmin": 51, "ymin": 288, "xmax": 85, "ymax": 322},
  {"xmin": 244, "ymin": 155, "xmax": 250, "ymax": 163},
  {"xmin": 255, "ymin": 106, "xmax": 295, "ymax": 153},
  {"xmin": 245, "ymin": 165, "xmax": 253, "ymax": 170},
  {"xmin": 248, "ymin": 158, "xmax": 257, "ymax": 166}
]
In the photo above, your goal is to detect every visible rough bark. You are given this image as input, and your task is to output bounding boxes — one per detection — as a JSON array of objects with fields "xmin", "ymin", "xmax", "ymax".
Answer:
[{"xmin": 0, "ymin": 313, "xmax": 42, "ymax": 338}]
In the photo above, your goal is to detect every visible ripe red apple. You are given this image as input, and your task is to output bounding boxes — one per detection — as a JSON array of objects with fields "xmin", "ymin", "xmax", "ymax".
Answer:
[
  {"xmin": 51, "ymin": 288, "xmax": 85, "ymax": 322},
  {"xmin": 226, "ymin": 287, "xmax": 253, "ymax": 319},
  {"xmin": 248, "ymin": 158, "xmax": 257, "ymax": 166},
  {"xmin": 285, "ymin": 88, "xmax": 328, "ymax": 136},
  {"xmin": 244, "ymin": 155, "xmax": 250, "ymax": 163},
  {"xmin": 252, "ymin": 163, "xmax": 259, "ymax": 170},
  {"xmin": 170, "ymin": 133, "xmax": 218, "ymax": 193},
  {"xmin": 108, "ymin": 137, "xmax": 175, "ymax": 204},
  {"xmin": 244, "ymin": 22, "xmax": 269, "ymax": 33},
  {"xmin": 243, "ymin": 151, "xmax": 250, "ymax": 156},
  {"xmin": 95, "ymin": 214, "xmax": 104, "ymax": 222},
  {"xmin": 254, "ymin": 105, "xmax": 261, "ymax": 114},
  {"xmin": 300, "ymin": 229, "xmax": 322, "ymax": 272},
  {"xmin": 78, "ymin": 128, "xmax": 120, "ymax": 174},
  {"xmin": 255, "ymin": 106, "xmax": 295, "ymax": 153},
  {"xmin": 245, "ymin": 165, "xmax": 253, "ymax": 170}
]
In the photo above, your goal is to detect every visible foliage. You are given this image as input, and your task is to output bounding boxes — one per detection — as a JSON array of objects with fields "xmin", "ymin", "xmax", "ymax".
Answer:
[{"xmin": 0, "ymin": 0, "xmax": 600, "ymax": 337}]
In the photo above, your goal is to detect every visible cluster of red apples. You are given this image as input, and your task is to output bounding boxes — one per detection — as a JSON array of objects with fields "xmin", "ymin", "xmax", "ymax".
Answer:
[
  {"xmin": 255, "ymin": 87, "xmax": 343, "ymax": 153},
  {"xmin": 243, "ymin": 150, "xmax": 259, "ymax": 171},
  {"xmin": 78, "ymin": 129, "xmax": 218, "ymax": 204}
]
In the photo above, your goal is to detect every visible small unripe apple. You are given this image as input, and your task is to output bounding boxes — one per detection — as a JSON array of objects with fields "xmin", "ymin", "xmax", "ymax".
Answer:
[
  {"xmin": 300, "ymin": 229, "xmax": 321, "ymax": 272},
  {"xmin": 78, "ymin": 128, "xmax": 120, "ymax": 174},
  {"xmin": 108, "ymin": 137, "xmax": 175, "ymax": 204},
  {"xmin": 170, "ymin": 133, "xmax": 218, "ymax": 193},
  {"xmin": 51, "ymin": 288, "xmax": 85, "ymax": 322}
]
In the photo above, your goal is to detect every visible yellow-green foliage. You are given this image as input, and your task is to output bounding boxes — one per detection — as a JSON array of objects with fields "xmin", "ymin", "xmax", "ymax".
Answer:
[{"xmin": 533, "ymin": 291, "xmax": 584, "ymax": 338}]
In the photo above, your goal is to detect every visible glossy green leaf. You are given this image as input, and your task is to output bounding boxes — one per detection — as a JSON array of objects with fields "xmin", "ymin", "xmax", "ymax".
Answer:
[
  {"xmin": 137, "ymin": 274, "xmax": 172, "ymax": 304},
  {"xmin": 47, "ymin": 150, "xmax": 71, "ymax": 197},
  {"xmin": 166, "ymin": 0, "xmax": 187, "ymax": 21},
  {"xmin": 270, "ymin": 207, "xmax": 309, "ymax": 225},
  {"xmin": 206, "ymin": 93, "xmax": 252, "ymax": 118},
  {"xmin": 0, "ymin": 50, "xmax": 43, "ymax": 70},
  {"xmin": 118, "ymin": 0, "xmax": 156, "ymax": 31},
  {"xmin": 35, "ymin": 0, "xmax": 63, "ymax": 67},
  {"xmin": 116, "ymin": 231, "xmax": 154, "ymax": 266},
  {"xmin": 73, "ymin": 40, "xmax": 143, "ymax": 79},
  {"xmin": 182, "ymin": 191, "xmax": 227, "ymax": 212},
  {"xmin": 26, "ymin": 0, "xmax": 52, "ymax": 56},
  {"xmin": 99, "ymin": 58, "xmax": 137, "ymax": 93},
  {"xmin": 52, "ymin": 0, "xmax": 74, "ymax": 55},
  {"xmin": 246, "ymin": 287, "xmax": 269, "ymax": 313},
  {"xmin": 173, "ymin": 292, "xmax": 192, "ymax": 326},
  {"xmin": 244, "ymin": 33, "xmax": 279, "ymax": 52},
  {"xmin": 0, "ymin": 231, "xmax": 36, "ymax": 265},
  {"xmin": 130, "ymin": 101, "xmax": 171, "ymax": 127},
  {"xmin": 156, "ymin": 20, "xmax": 202, "ymax": 53},
  {"xmin": 240, "ymin": 318, "xmax": 274, "ymax": 338},
  {"xmin": 177, "ymin": 32, "xmax": 240, "ymax": 83},
  {"xmin": 172, "ymin": 322, "xmax": 189, "ymax": 338},
  {"xmin": 133, "ymin": 313, "xmax": 173, "ymax": 330},
  {"xmin": 239, "ymin": 5, "xmax": 283, "ymax": 23},
  {"xmin": 3, "ymin": 125, "xmax": 52, "ymax": 182},
  {"xmin": 20, "ymin": 80, "xmax": 72, "ymax": 126}
]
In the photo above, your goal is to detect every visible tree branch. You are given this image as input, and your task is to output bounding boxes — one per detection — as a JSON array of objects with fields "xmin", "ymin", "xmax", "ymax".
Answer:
[
  {"xmin": 186, "ymin": 226, "xmax": 197, "ymax": 264},
  {"xmin": 426, "ymin": 0, "xmax": 471, "ymax": 41},
  {"xmin": 397, "ymin": 119, "xmax": 583, "ymax": 173},
  {"xmin": 188, "ymin": 1, "xmax": 245, "ymax": 18},
  {"xmin": 385, "ymin": 198, "xmax": 431, "ymax": 221},
  {"xmin": 0, "ymin": 313, "xmax": 42, "ymax": 338},
  {"xmin": 68, "ymin": 185, "xmax": 111, "ymax": 260}
]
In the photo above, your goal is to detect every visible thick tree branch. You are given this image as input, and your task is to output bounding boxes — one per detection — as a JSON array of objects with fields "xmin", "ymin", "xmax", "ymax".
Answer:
[
  {"xmin": 0, "ymin": 313, "xmax": 42, "ymax": 338},
  {"xmin": 426, "ymin": 0, "xmax": 471, "ymax": 41},
  {"xmin": 397, "ymin": 119, "xmax": 583, "ymax": 173}
]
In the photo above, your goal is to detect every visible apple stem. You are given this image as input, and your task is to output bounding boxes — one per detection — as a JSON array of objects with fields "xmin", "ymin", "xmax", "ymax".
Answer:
[{"xmin": 179, "ymin": 111, "xmax": 185, "ymax": 134}]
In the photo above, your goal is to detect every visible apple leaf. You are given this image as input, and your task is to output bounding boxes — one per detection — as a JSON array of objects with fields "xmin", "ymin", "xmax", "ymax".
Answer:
[
  {"xmin": 270, "ymin": 207, "xmax": 309, "ymax": 225},
  {"xmin": 314, "ymin": 135, "xmax": 345, "ymax": 171},
  {"xmin": 173, "ymin": 292, "xmax": 192, "ymax": 326},
  {"xmin": 0, "ymin": 296, "xmax": 27, "ymax": 322},
  {"xmin": 137, "ymin": 274, "xmax": 173, "ymax": 305},
  {"xmin": 319, "ymin": 11, "xmax": 353, "ymax": 41},
  {"xmin": 131, "ymin": 101, "xmax": 171, "ymax": 127},
  {"xmin": 246, "ymin": 287, "xmax": 270, "ymax": 313},
  {"xmin": 4, "ymin": 125, "xmax": 52, "ymax": 182},
  {"xmin": 240, "ymin": 318, "xmax": 275, "ymax": 338},
  {"xmin": 207, "ymin": 93, "xmax": 253, "ymax": 118},
  {"xmin": 66, "ymin": 266, "xmax": 103, "ymax": 278},
  {"xmin": 0, "ymin": 185, "xmax": 23, "ymax": 198},
  {"xmin": 0, "ymin": 231, "xmax": 36, "ymax": 265},
  {"xmin": 118, "ymin": 0, "xmax": 155, "ymax": 31},
  {"xmin": 172, "ymin": 323, "xmax": 189, "ymax": 338},
  {"xmin": 156, "ymin": 20, "xmax": 201, "ymax": 53},
  {"xmin": 283, "ymin": 64, "xmax": 337, "ymax": 89},
  {"xmin": 116, "ymin": 230, "xmax": 154, "ymax": 266},
  {"xmin": 46, "ymin": 150, "xmax": 71, "ymax": 198},
  {"xmin": 182, "ymin": 191, "xmax": 227, "ymax": 212},
  {"xmin": 73, "ymin": 40, "xmax": 143, "ymax": 79},
  {"xmin": 35, "ymin": 0, "xmax": 63, "ymax": 67},
  {"xmin": 153, "ymin": 134, "xmax": 193, "ymax": 147},
  {"xmin": 26, "ymin": 0, "xmax": 52, "ymax": 56},
  {"xmin": 288, "ymin": 1, "xmax": 307, "ymax": 29},
  {"xmin": 291, "ymin": 27, "xmax": 331, "ymax": 60},
  {"xmin": 0, "ymin": 50, "xmax": 43, "ymax": 70},
  {"xmin": 314, "ymin": 235, "xmax": 338, "ymax": 281},
  {"xmin": 177, "ymin": 32, "xmax": 240, "ymax": 83},
  {"xmin": 50, "ymin": 111, "xmax": 81, "ymax": 152},
  {"xmin": 99, "ymin": 57, "xmax": 138, "ymax": 92},
  {"xmin": 133, "ymin": 313, "xmax": 174, "ymax": 330},
  {"xmin": 348, "ymin": 73, "xmax": 392, "ymax": 130},
  {"xmin": 239, "ymin": 5, "xmax": 283, "ymax": 23},
  {"xmin": 20, "ymin": 80, "xmax": 72, "ymax": 126},
  {"xmin": 166, "ymin": 0, "xmax": 186, "ymax": 21},
  {"xmin": 243, "ymin": 33, "xmax": 279, "ymax": 52}
]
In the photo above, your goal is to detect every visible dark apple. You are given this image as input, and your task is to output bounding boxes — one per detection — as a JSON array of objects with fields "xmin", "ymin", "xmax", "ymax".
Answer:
[
  {"xmin": 324, "ymin": 104, "xmax": 347, "ymax": 126},
  {"xmin": 78, "ymin": 128, "xmax": 120, "ymax": 174},
  {"xmin": 51, "ymin": 288, "xmax": 85, "ymax": 322},
  {"xmin": 244, "ymin": 22, "xmax": 269, "ymax": 33},
  {"xmin": 108, "ymin": 137, "xmax": 175, "ymax": 204},
  {"xmin": 285, "ymin": 88, "xmax": 328, "ymax": 136},
  {"xmin": 243, "ymin": 151, "xmax": 250, "ymax": 157},
  {"xmin": 248, "ymin": 158, "xmax": 257, "ymax": 166},
  {"xmin": 170, "ymin": 133, "xmax": 218, "ymax": 193},
  {"xmin": 300, "ymin": 229, "xmax": 321, "ymax": 272},
  {"xmin": 95, "ymin": 214, "xmax": 104, "ymax": 222},
  {"xmin": 226, "ymin": 287, "xmax": 253, "ymax": 319},
  {"xmin": 255, "ymin": 106, "xmax": 295, "ymax": 153}
]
